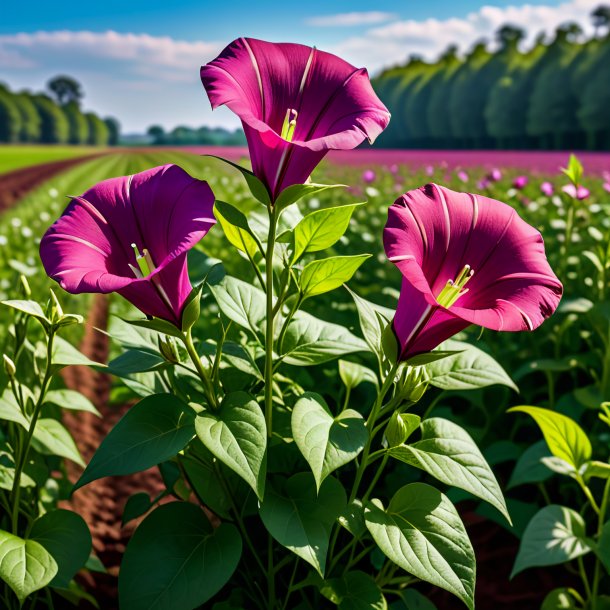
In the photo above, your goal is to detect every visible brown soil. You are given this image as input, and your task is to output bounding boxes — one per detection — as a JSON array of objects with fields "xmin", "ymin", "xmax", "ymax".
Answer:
[
  {"xmin": 60, "ymin": 295, "xmax": 165, "ymax": 607},
  {"xmin": 0, "ymin": 154, "xmax": 105, "ymax": 211}
]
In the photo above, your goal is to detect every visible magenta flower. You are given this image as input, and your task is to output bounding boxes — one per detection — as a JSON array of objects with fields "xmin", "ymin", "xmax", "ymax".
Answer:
[
  {"xmin": 604, "ymin": 182, "xmax": 610, "ymax": 194},
  {"xmin": 457, "ymin": 170, "xmax": 469, "ymax": 183},
  {"xmin": 200, "ymin": 38, "xmax": 390, "ymax": 201},
  {"xmin": 477, "ymin": 178, "xmax": 490, "ymax": 190},
  {"xmin": 513, "ymin": 176, "xmax": 528, "ymax": 190},
  {"xmin": 425, "ymin": 165, "xmax": 435, "ymax": 176},
  {"xmin": 488, "ymin": 168, "xmax": 502, "ymax": 182},
  {"xmin": 40, "ymin": 165, "xmax": 216, "ymax": 326},
  {"xmin": 363, "ymin": 170, "xmax": 376, "ymax": 184},
  {"xmin": 562, "ymin": 184, "xmax": 590, "ymax": 200},
  {"xmin": 384, "ymin": 184, "xmax": 562, "ymax": 360},
  {"xmin": 540, "ymin": 181, "xmax": 554, "ymax": 197}
]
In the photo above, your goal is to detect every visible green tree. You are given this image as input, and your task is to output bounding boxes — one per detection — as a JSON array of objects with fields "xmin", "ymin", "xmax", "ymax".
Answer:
[
  {"xmin": 147, "ymin": 125, "xmax": 166, "ymax": 145},
  {"xmin": 47, "ymin": 75, "xmax": 84, "ymax": 106},
  {"xmin": 104, "ymin": 117, "xmax": 121, "ymax": 146},
  {"xmin": 591, "ymin": 5, "xmax": 610, "ymax": 36},
  {"xmin": 14, "ymin": 91, "xmax": 41, "ymax": 142},
  {"xmin": 526, "ymin": 26, "xmax": 582, "ymax": 148},
  {"xmin": 63, "ymin": 100, "xmax": 89, "ymax": 144},
  {"xmin": 31, "ymin": 95, "xmax": 69, "ymax": 143},
  {"xmin": 0, "ymin": 86, "xmax": 21, "ymax": 143},
  {"xmin": 85, "ymin": 112, "xmax": 110, "ymax": 145}
]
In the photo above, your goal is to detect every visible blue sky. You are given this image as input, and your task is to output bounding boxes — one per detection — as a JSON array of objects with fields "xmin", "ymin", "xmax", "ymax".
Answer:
[{"xmin": 0, "ymin": 0, "xmax": 597, "ymax": 132}]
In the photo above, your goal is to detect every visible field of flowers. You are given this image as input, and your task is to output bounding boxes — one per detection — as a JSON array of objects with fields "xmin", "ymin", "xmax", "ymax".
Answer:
[{"xmin": 0, "ymin": 143, "xmax": 608, "ymax": 610}]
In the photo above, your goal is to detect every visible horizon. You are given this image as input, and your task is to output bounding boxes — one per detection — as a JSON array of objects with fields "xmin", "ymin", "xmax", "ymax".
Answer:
[{"xmin": 1, "ymin": 0, "xmax": 600, "ymax": 132}]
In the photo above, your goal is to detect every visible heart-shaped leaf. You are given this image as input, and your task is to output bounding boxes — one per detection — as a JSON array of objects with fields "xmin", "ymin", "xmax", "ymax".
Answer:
[
  {"xmin": 389, "ymin": 417, "xmax": 510, "ymax": 523},
  {"xmin": 74, "ymin": 394, "xmax": 195, "ymax": 491},
  {"xmin": 30, "ymin": 509, "xmax": 92, "ymax": 588},
  {"xmin": 0, "ymin": 530, "xmax": 57, "ymax": 603},
  {"xmin": 300, "ymin": 255, "xmax": 370, "ymax": 298},
  {"xmin": 364, "ymin": 482, "xmax": 475, "ymax": 609},
  {"xmin": 511, "ymin": 505, "xmax": 592, "ymax": 577},
  {"xmin": 119, "ymin": 503, "xmax": 242, "ymax": 610},
  {"xmin": 321, "ymin": 570, "xmax": 387, "ymax": 610},
  {"xmin": 292, "ymin": 392, "xmax": 368, "ymax": 490},
  {"xmin": 195, "ymin": 391, "xmax": 267, "ymax": 500},
  {"xmin": 259, "ymin": 473, "xmax": 346, "ymax": 576}
]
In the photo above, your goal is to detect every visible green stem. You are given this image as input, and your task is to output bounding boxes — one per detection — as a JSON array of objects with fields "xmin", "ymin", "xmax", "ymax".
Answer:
[
  {"xmin": 362, "ymin": 454, "xmax": 389, "ymax": 503},
  {"xmin": 276, "ymin": 293, "xmax": 302, "ymax": 355},
  {"xmin": 577, "ymin": 476, "xmax": 601, "ymax": 515},
  {"xmin": 264, "ymin": 206, "xmax": 278, "ymax": 438},
  {"xmin": 182, "ymin": 330, "xmax": 218, "ymax": 409},
  {"xmin": 591, "ymin": 478, "xmax": 610, "ymax": 609},
  {"xmin": 10, "ymin": 331, "xmax": 55, "ymax": 535},
  {"xmin": 578, "ymin": 555, "xmax": 592, "ymax": 600},
  {"xmin": 349, "ymin": 363, "xmax": 399, "ymax": 504}
]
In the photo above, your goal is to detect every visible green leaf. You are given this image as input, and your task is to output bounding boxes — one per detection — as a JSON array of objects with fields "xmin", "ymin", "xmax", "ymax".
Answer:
[
  {"xmin": 541, "ymin": 588, "xmax": 582, "ymax": 610},
  {"xmin": 291, "ymin": 202, "xmax": 362, "ymax": 261},
  {"xmin": 282, "ymin": 309, "xmax": 368, "ymax": 366},
  {"xmin": 0, "ymin": 389, "xmax": 29, "ymax": 429},
  {"xmin": 364, "ymin": 482, "xmax": 475, "ymax": 610},
  {"xmin": 122, "ymin": 492, "xmax": 152, "ymax": 526},
  {"xmin": 259, "ymin": 473, "xmax": 346, "ymax": 576},
  {"xmin": 32, "ymin": 419, "xmax": 85, "ymax": 467},
  {"xmin": 338, "ymin": 360, "xmax": 378, "ymax": 390},
  {"xmin": 119, "ymin": 502, "xmax": 242, "ymax": 610},
  {"xmin": 108, "ymin": 349, "xmax": 166, "ymax": 375},
  {"xmin": 560, "ymin": 153, "xmax": 583, "ymax": 186},
  {"xmin": 300, "ymin": 255, "xmax": 370, "ymax": 298},
  {"xmin": 388, "ymin": 418, "xmax": 510, "ymax": 523},
  {"xmin": 596, "ymin": 521, "xmax": 610, "ymax": 575},
  {"xmin": 74, "ymin": 394, "xmax": 195, "ymax": 491},
  {"xmin": 338, "ymin": 500, "xmax": 366, "ymax": 538},
  {"xmin": 194, "ymin": 391, "xmax": 267, "ymax": 500},
  {"xmin": 122, "ymin": 317, "xmax": 183, "ymax": 339},
  {"xmin": 214, "ymin": 200, "xmax": 261, "ymax": 259},
  {"xmin": 321, "ymin": 571, "xmax": 387, "ymax": 610},
  {"xmin": 345, "ymin": 286, "xmax": 394, "ymax": 360},
  {"xmin": 508, "ymin": 406, "xmax": 591, "ymax": 470},
  {"xmin": 292, "ymin": 392, "xmax": 368, "ymax": 490},
  {"xmin": 44, "ymin": 389, "xmax": 101, "ymax": 416},
  {"xmin": 30, "ymin": 509, "xmax": 91, "ymax": 588},
  {"xmin": 0, "ymin": 530, "xmax": 58, "ymax": 603},
  {"xmin": 425, "ymin": 340, "xmax": 517, "ymax": 392},
  {"xmin": 209, "ymin": 276, "xmax": 266, "ymax": 338},
  {"xmin": 206, "ymin": 155, "xmax": 270, "ymax": 205},
  {"xmin": 511, "ymin": 505, "xmax": 592, "ymax": 577},
  {"xmin": 396, "ymin": 589, "xmax": 439, "ymax": 609},
  {"xmin": 276, "ymin": 183, "xmax": 347, "ymax": 213},
  {"xmin": 52, "ymin": 336, "xmax": 103, "ymax": 370},
  {"xmin": 1, "ymin": 299, "xmax": 49, "ymax": 324},
  {"xmin": 507, "ymin": 440, "xmax": 553, "ymax": 489}
]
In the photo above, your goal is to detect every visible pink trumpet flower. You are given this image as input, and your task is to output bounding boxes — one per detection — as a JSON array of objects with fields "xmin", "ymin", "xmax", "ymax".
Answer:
[
  {"xmin": 384, "ymin": 184, "xmax": 563, "ymax": 361},
  {"xmin": 40, "ymin": 165, "xmax": 216, "ymax": 327},
  {"xmin": 540, "ymin": 182, "xmax": 554, "ymax": 197},
  {"xmin": 200, "ymin": 38, "xmax": 390, "ymax": 202},
  {"xmin": 488, "ymin": 168, "xmax": 502, "ymax": 182},
  {"xmin": 562, "ymin": 184, "xmax": 590, "ymax": 200}
]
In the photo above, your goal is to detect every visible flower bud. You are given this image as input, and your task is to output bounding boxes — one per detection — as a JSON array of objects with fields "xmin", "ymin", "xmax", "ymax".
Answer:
[
  {"xmin": 47, "ymin": 289, "xmax": 64, "ymax": 324},
  {"xmin": 384, "ymin": 412, "xmax": 421, "ymax": 448},
  {"xmin": 3, "ymin": 354, "xmax": 16, "ymax": 378},
  {"xmin": 381, "ymin": 322, "xmax": 398, "ymax": 363},
  {"xmin": 158, "ymin": 336, "xmax": 181, "ymax": 364}
]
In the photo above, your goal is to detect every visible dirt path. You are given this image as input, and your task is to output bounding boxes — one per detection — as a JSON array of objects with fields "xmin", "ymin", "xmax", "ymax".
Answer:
[{"xmin": 0, "ymin": 154, "xmax": 107, "ymax": 211}]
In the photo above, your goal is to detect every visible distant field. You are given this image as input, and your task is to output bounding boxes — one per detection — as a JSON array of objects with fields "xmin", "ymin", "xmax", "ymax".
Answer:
[{"xmin": 0, "ymin": 145, "xmax": 107, "ymax": 175}]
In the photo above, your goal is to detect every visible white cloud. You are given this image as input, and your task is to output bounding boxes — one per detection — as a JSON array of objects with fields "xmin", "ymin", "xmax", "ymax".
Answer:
[
  {"xmin": 306, "ymin": 11, "xmax": 398, "ymax": 27},
  {"xmin": 0, "ymin": 30, "xmax": 222, "ymax": 83},
  {"xmin": 332, "ymin": 0, "xmax": 597, "ymax": 72}
]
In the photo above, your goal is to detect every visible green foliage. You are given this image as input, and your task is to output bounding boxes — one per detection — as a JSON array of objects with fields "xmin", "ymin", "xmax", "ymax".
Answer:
[
  {"xmin": 13, "ymin": 93, "xmax": 41, "ymax": 143},
  {"xmin": 84, "ymin": 112, "xmax": 110, "ymax": 146},
  {"xmin": 31, "ymin": 95, "xmax": 69, "ymax": 144},
  {"xmin": 63, "ymin": 101, "xmax": 89, "ymax": 145},
  {"xmin": 0, "ymin": 89, "xmax": 22, "ymax": 143}
]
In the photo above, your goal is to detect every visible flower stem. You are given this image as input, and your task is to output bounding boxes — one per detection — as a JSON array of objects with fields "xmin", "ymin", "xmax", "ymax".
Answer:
[
  {"xmin": 10, "ymin": 330, "xmax": 55, "ymax": 534},
  {"xmin": 183, "ymin": 330, "xmax": 218, "ymax": 409},
  {"xmin": 349, "ymin": 362, "xmax": 399, "ymax": 504},
  {"xmin": 591, "ymin": 478, "xmax": 610, "ymax": 609},
  {"xmin": 264, "ymin": 206, "xmax": 278, "ymax": 438}
]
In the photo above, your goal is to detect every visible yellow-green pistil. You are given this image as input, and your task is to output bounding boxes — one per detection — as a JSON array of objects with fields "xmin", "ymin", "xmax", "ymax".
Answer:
[
  {"xmin": 436, "ymin": 264, "xmax": 474, "ymax": 308},
  {"xmin": 280, "ymin": 108, "xmax": 298, "ymax": 141},
  {"xmin": 130, "ymin": 243, "xmax": 155, "ymax": 278}
]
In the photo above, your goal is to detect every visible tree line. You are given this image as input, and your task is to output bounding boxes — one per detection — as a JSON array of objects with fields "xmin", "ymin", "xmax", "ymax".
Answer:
[
  {"xmin": 373, "ymin": 5, "xmax": 610, "ymax": 150},
  {"xmin": 146, "ymin": 124, "xmax": 246, "ymax": 146},
  {"xmin": 0, "ymin": 76, "xmax": 120, "ymax": 146}
]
